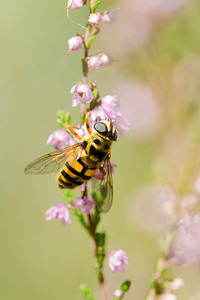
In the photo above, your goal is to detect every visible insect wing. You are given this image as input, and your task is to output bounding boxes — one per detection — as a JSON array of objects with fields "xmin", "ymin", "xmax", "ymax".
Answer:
[
  {"xmin": 24, "ymin": 143, "xmax": 82, "ymax": 175},
  {"xmin": 91, "ymin": 158, "xmax": 113, "ymax": 213}
]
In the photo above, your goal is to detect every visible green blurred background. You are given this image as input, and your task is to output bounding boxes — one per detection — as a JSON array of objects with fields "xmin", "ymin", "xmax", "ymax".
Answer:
[{"xmin": 1, "ymin": 0, "xmax": 200, "ymax": 299}]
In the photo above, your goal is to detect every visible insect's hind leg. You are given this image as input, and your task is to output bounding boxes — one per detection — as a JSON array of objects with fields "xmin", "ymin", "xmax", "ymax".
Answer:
[
  {"xmin": 85, "ymin": 112, "xmax": 92, "ymax": 134},
  {"xmin": 65, "ymin": 125, "xmax": 82, "ymax": 141}
]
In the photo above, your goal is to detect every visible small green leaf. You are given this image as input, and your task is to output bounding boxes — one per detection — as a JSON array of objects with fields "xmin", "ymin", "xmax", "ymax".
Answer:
[
  {"xmin": 86, "ymin": 32, "xmax": 96, "ymax": 48},
  {"xmin": 57, "ymin": 111, "xmax": 71, "ymax": 127},
  {"xmin": 91, "ymin": 0, "xmax": 101, "ymax": 13},
  {"xmin": 95, "ymin": 231, "xmax": 106, "ymax": 247},
  {"xmin": 80, "ymin": 284, "xmax": 96, "ymax": 300},
  {"xmin": 62, "ymin": 189, "xmax": 73, "ymax": 203},
  {"xmin": 120, "ymin": 280, "xmax": 131, "ymax": 292}
]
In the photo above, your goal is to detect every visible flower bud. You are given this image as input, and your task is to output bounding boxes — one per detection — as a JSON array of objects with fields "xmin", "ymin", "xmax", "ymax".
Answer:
[
  {"xmin": 114, "ymin": 289, "xmax": 123, "ymax": 298},
  {"xmin": 158, "ymin": 293, "xmax": 177, "ymax": 300},
  {"xmin": 66, "ymin": 0, "xmax": 86, "ymax": 10},
  {"xmin": 102, "ymin": 10, "xmax": 117, "ymax": 24},
  {"xmin": 88, "ymin": 12, "xmax": 102, "ymax": 26},
  {"xmin": 67, "ymin": 34, "xmax": 83, "ymax": 53},
  {"xmin": 87, "ymin": 53, "xmax": 113, "ymax": 70}
]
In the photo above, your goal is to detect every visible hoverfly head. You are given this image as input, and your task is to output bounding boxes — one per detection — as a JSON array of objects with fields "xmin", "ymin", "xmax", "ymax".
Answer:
[{"xmin": 93, "ymin": 119, "xmax": 118, "ymax": 141}]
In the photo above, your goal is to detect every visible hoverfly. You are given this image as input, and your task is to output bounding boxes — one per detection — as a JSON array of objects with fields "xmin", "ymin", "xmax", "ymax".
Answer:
[{"xmin": 24, "ymin": 113, "xmax": 118, "ymax": 213}]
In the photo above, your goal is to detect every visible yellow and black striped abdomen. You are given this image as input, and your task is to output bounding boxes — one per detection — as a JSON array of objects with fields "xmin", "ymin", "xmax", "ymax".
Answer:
[{"xmin": 57, "ymin": 155, "xmax": 98, "ymax": 189}]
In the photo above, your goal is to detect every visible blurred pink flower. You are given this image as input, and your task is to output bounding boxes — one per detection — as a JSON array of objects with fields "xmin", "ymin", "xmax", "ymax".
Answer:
[
  {"xmin": 102, "ymin": 10, "xmax": 117, "ymax": 24},
  {"xmin": 116, "ymin": 81, "xmax": 162, "ymax": 139},
  {"xmin": 114, "ymin": 289, "xmax": 123, "ymax": 298},
  {"xmin": 165, "ymin": 278, "xmax": 184, "ymax": 292},
  {"xmin": 45, "ymin": 203, "xmax": 71, "ymax": 226},
  {"xmin": 103, "ymin": 0, "xmax": 187, "ymax": 56},
  {"xmin": 171, "ymin": 213, "xmax": 200, "ymax": 265},
  {"xmin": 66, "ymin": 0, "xmax": 86, "ymax": 10},
  {"xmin": 158, "ymin": 293, "xmax": 177, "ymax": 300},
  {"xmin": 130, "ymin": 184, "xmax": 176, "ymax": 234},
  {"xmin": 70, "ymin": 83, "xmax": 94, "ymax": 107},
  {"xmin": 75, "ymin": 196, "xmax": 96, "ymax": 214},
  {"xmin": 87, "ymin": 53, "xmax": 113, "ymax": 70},
  {"xmin": 68, "ymin": 34, "xmax": 83, "ymax": 52},
  {"xmin": 46, "ymin": 129, "xmax": 75, "ymax": 149},
  {"xmin": 79, "ymin": 182, "xmax": 86, "ymax": 193},
  {"xmin": 108, "ymin": 249, "xmax": 128, "ymax": 272},
  {"xmin": 88, "ymin": 12, "xmax": 102, "ymax": 27}
]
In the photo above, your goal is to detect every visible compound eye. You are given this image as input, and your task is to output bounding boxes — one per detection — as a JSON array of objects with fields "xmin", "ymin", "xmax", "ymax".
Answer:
[{"xmin": 94, "ymin": 122, "xmax": 108, "ymax": 135}]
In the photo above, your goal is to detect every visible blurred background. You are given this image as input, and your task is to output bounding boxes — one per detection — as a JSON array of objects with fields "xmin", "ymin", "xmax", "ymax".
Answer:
[{"xmin": 1, "ymin": 0, "xmax": 200, "ymax": 299}]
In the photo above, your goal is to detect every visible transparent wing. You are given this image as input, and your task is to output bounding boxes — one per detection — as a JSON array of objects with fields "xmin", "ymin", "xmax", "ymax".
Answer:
[
  {"xmin": 24, "ymin": 143, "xmax": 82, "ymax": 175},
  {"xmin": 91, "ymin": 157, "xmax": 113, "ymax": 213}
]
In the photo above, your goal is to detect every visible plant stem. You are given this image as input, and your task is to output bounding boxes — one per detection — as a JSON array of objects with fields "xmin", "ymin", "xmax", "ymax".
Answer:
[{"xmin": 88, "ymin": 214, "xmax": 108, "ymax": 300}]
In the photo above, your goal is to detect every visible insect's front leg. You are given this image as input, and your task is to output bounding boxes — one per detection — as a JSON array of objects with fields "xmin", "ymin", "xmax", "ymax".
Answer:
[
  {"xmin": 85, "ymin": 112, "xmax": 92, "ymax": 135},
  {"xmin": 65, "ymin": 125, "xmax": 82, "ymax": 141}
]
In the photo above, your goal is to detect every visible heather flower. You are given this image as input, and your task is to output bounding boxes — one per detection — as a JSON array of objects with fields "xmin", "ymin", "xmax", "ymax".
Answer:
[
  {"xmin": 114, "ymin": 289, "xmax": 123, "ymax": 298},
  {"xmin": 102, "ymin": 10, "xmax": 117, "ymax": 24},
  {"xmin": 75, "ymin": 196, "xmax": 96, "ymax": 214},
  {"xmin": 108, "ymin": 249, "xmax": 128, "ymax": 272},
  {"xmin": 45, "ymin": 203, "xmax": 71, "ymax": 226},
  {"xmin": 157, "ymin": 293, "xmax": 177, "ymax": 300},
  {"xmin": 114, "ymin": 113, "xmax": 131, "ymax": 135},
  {"xmin": 70, "ymin": 83, "xmax": 94, "ymax": 107},
  {"xmin": 93, "ymin": 161, "xmax": 115, "ymax": 180},
  {"xmin": 87, "ymin": 53, "xmax": 113, "ymax": 70},
  {"xmin": 79, "ymin": 182, "xmax": 86, "ymax": 193},
  {"xmin": 116, "ymin": 81, "xmax": 162, "ymax": 139},
  {"xmin": 88, "ymin": 12, "xmax": 102, "ymax": 27},
  {"xmin": 46, "ymin": 129, "xmax": 75, "ymax": 149},
  {"xmin": 68, "ymin": 34, "xmax": 83, "ymax": 52},
  {"xmin": 66, "ymin": 0, "xmax": 86, "ymax": 10},
  {"xmin": 90, "ymin": 95, "xmax": 130, "ymax": 134}
]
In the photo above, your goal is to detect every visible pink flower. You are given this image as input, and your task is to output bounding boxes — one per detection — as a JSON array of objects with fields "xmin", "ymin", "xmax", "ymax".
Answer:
[
  {"xmin": 170, "ymin": 213, "xmax": 200, "ymax": 265},
  {"xmin": 75, "ymin": 196, "xmax": 96, "ymax": 214},
  {"xmin": 70, "ymin": 83, "xmax": 94, "ymax": 107},
  {"xmin": 102, "ymin": 10, "xmax": 117, "ymax": 24},
  {"xmin": 90, "ymin": 95, "xmax": 130, "ymax": 134},
  {"xmin": 114, "ymin": 289, "xmax": 123, "ymax": 298},
  {"xmin": 66, "ymin": 0, "xmax": 86, "ymax": 10},
  {"xmin": 94, "ymin": 161, "xmax": 115, "ymax": 180},
  {"xmin": 45, "ymin": 203, "xmax": 71, "ymax": 226},
  {"xmin": 87, "ymin": 53, "xmax": 113, "ymax": 70},
  {"xmin": 158, "ymin": 293, "xmax": 177, "ymax": 300},
  {"xmin": 68, "ymin": 34, "xmax": 83, "ymax": 52},
  {"xmin": 79, "ymin": 182, "xmax": 86, "ymax": 193},
  {"xmin": 165, "ymin": 278, "xmax": 184, "ymax": 292},
  {"xmin": 88, "ymin": 12, "xmax": 102, "ymax": 27},
  {"xmin": 108, "ymin": 249, "xmax": 128, "ymax": 272},
  {"xmin": 46, "ymin": 129, "xmax": 75, "ymax": 149},
  {"xmin": 116, "ymin": 81, "xmax": 162, "ymax": 138},
  {"xmin": 114, "ymin": 113, "xmax": 131, "ymax": 134}
]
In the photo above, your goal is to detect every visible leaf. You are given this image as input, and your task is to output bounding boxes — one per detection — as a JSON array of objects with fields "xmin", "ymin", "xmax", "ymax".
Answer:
[
  {"xmin": 91, "ymin": 0, "xmax": 101, "ymax": 13},
  {"xmin": 79, "ymin": 284, "xmax": 96, "ymax": 300},
  {"xmin": 120, "ymin": 280, "xmax": 131, "ymax": 293}
]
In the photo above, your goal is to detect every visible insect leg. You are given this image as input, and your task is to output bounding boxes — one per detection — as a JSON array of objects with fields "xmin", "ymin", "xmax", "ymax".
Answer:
[
  {"xmin": 85, "ymin": 112, "xmax": 92, "ymax": 135},
  {"xmin": 65, "ymin": 125, "xmax": 82, "ymax": 141}
]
